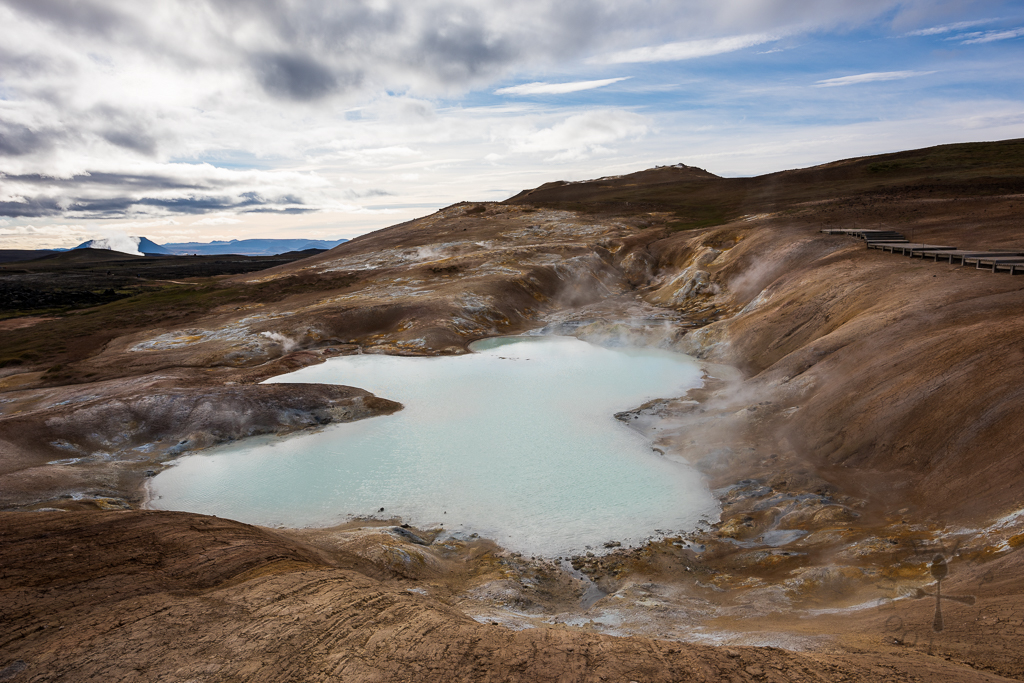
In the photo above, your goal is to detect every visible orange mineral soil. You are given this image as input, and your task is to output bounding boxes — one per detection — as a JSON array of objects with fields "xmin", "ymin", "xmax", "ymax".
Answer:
[{"xmin": 1, "ymin": 138, "xmax": 1022, "ymax": 681}]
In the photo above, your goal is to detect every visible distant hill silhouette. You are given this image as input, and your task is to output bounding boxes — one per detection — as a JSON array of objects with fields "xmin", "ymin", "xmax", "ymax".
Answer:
[
  {"xmin": 28, "ymin": 248, "xmax": 147, "ymax": 264},
  {"xmin": 69, "ymin": 236, "xmax": 347, "ymax": 257},
  {"xmin": 160, "ymin": 238, "xmax": 347, "ymax": 256},
  {"xmin": 0, "ymin": 249, "xmax": 59, "ymax": 264},
  {"xmin": 505, "ymin": 138, "xmax": 1024, "ymax": 230}
]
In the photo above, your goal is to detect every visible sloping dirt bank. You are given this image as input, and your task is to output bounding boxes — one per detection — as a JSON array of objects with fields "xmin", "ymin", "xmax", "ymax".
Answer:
[
  {"xmin": 1, "ymin": 142, "xmax": 1023, "ymax": 680},
  {"xmin": 1, "ymin": 510, "xmax": 1015, "ymax": 683},
  {"xmin": 0, "ymin": 382, "xmax": 400, "ymax": 510},
  {"xmin": 652, "ymin": 219, "xmax": 1024, "ymax": 523},
  {"xmin": 566, "ymin": 211, "xmax": 1024, "ymax": 678}
]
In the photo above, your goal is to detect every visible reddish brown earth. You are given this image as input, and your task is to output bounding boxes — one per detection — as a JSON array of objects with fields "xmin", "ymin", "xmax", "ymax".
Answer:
[
  {"xmin": 0, "ymin": 511, "xmax": 1017, "ymax": 683},
  {"xmin": 1, "ymin": 139, "xmax": 1023, "ymax": 680}
]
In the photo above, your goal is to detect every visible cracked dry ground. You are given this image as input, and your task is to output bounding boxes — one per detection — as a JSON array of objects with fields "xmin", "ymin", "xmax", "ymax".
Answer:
[{"xmin": 1, "ymin": 183, "xmax": 1023, "ymax": 681}]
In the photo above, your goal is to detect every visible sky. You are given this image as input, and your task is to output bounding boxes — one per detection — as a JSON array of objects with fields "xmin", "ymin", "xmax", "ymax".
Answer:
[{"xmin": 1, "ymin": 0, "xmax": 1023, "ymax": 250}]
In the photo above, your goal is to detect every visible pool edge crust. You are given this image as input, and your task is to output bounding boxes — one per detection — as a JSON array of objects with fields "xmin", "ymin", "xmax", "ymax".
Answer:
[{"xmin": 0, "ymin": 383, "xmax": 403, "ymax": 511}]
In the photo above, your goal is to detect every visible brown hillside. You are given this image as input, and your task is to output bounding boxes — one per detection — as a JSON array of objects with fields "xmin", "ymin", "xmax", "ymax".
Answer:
[{"xmin": 1, "ymin": 139, "xmax": 1023, "ymax": 681}]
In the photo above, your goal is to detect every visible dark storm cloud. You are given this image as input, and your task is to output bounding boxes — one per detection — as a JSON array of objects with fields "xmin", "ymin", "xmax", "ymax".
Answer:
[
  {"xmin": 216, "ymin": 0, "xmax": 401, "ymax": 48},
  {"xmin": 350, "ymin": 189, "xmax": 393, "ymax": 198},
  {"xmin": 2, "ymin": 104, "xmax": 157, "ymax": 162},
  {"xmin": 135, "ymin": 192, "xmax": 303, "ymax": 213},
  {"xmin": 4, "ymin": 172, "xmax": 215, "ymax": 191},
  {"xmin": 1, "ymin": 0, "xmax": 134, "ymax": 38},
  {"xmin": 241, "ymin": 3, "xmax": 523, "ymax": 98},
  {"xmin": 245, "ymin": 207, "xmax": 316, "ymax": 214},
  {"xmin": 100, "ymin": 130, "xmax": 159, "ymax": 155},
  {"xmin": 0, "ymin": 45, "xmax": 61, "ymax": 78},
  {"xmin": 2, "ymin": 0, "xmax": 996, "ymax": 100},
  {"xmin": 252, "ymin": 52, "xmax": 359, "ymax": 101},
  {"xmin": 0, "ymin": 123, "xmax": 66, "ymax": 157},
  {"xmin": 2, "ymin": 0, "xmax": 1019, "ymax": 230},
  {"xmin": 130, "ymin": 191, "xmax": 314, "ymax": 215},
  {"xmin": 0, "ymin": 196, "xmax": 62, "ymax": 217},
  {"xmin": 0, "ymin": 172, "xmax": 316, "ymax": 218},
  {"xmin": 0, "ymin": 190, "xmax": 308, "ymax": 218},
  {"xmin": 414, "ymin": 13, "xmax": 519, "ymax": 83},
  {"xmin": 4, "ymin": 0, "xmax": 925, "ymax": 121},
  {"xmin": 88, "ymin": 105, "xmax": 161, "ymax": 156}
]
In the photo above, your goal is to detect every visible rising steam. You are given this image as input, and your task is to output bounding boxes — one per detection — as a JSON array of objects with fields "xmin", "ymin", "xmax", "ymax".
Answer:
[
  {"xmin": 87, "ymin": 230, "xmax": 144, "ymax": 256},
  {"xmin": 261, "ymin": 331, "xmax": 299, "ymax": 352}
]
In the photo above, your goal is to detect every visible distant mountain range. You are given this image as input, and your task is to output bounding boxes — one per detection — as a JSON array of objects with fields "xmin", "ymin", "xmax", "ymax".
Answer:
[
  {"xmin": 73, "ymin": 237, "xmax": 348, "ymax": 256},
  {"xmin": 160, "ymin": 238, "xmax": 347, "ymax": 255}
]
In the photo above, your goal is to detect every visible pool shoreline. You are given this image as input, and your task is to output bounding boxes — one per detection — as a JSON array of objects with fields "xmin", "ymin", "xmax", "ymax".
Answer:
[{"xmin": 145, "ymin": 334, "xmax": 719, "ymax": 558}]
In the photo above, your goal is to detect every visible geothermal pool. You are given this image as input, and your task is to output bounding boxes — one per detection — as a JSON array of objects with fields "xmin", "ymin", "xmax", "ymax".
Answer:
[{"xmin": 148, "ymin": 336, "xmax": 719, "ymax": 556}]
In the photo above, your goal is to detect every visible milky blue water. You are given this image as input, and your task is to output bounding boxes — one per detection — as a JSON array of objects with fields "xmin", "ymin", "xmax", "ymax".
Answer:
[{"xmin": 148, "ymin": 336, "xmax": 719, "ymax": 556}]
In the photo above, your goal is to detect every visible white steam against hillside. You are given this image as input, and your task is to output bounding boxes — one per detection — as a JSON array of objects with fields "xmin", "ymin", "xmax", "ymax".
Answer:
[{"xmin": 80, "ymin": 232, "xmax": 144, "ymax": 256}]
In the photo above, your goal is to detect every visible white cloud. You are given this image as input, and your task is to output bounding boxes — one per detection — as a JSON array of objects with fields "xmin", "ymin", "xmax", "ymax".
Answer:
[
  {"xmin": 591, "ymin": 33, "xmax": 780, "ymax": 64},
  {"xmin": 311, "ymin": 145, "xmax": 424, "ymax": 166},
  {"xmin": 503, "ymin": 109, "xmax": 649, "ymax": 161},
  {"xmin": 191, "ymin": 216, "xmax": 243, "ymax": 226},
  {"xmin": 495, "ymin": 77, "xmax": 631, "ymax": 96},
  {"xmin": 959, "ymin": 111, "xmax": 1024, "ymax": 129},
  {"xmin": 814, "ymin": 70, "xmax": 936, "ymax": 87},
  {"xmin": 103, "ymin": 218, "xmax": 181, "ymax": 230},
  {"xmin": 958, "ymin": 27, "xmax": 1024, "ymax": 44},
  {"xmin": 1, "ymin": 0, "xmax": 1022, "ymax": 247},
  {"xmin": 904, "ymin": 19, "xmax": 999, "ymax": 36},
  {"xmin": 0, "ymin": 223, "xmax": 92, "ymax": 249}
]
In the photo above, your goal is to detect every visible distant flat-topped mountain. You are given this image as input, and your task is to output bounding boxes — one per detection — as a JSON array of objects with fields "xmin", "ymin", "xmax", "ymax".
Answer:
[
  {"xmin": 70, "ymin": 237, "xmax": 348, "ymax": 257},
  {"xmin": 74, "ymin": 236, "xmax": 171, "ymax": 256},
  {"xmin": 161, "ymin": 238, "xmax": 348, "ymax": 256}
]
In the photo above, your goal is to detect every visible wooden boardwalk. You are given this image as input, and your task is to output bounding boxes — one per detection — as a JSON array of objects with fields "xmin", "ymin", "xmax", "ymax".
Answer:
[
  {"xmin": 922, "ymin": 250, "xmax": 1024, "ymax": 264},
  {"xmin": 820, "ymin": 228, "xmax": 907, "ymax": 243},
  {"xmin": 968, "ymin": 255, "xmax": 1024, "ymax": 271},
  {"xmin": 820, "ymin": 228, "xmax": 1024, "ymax": 275},
  {"xmin": 867, "ymin": 242, "xmax": 956, "ymax": 256}
]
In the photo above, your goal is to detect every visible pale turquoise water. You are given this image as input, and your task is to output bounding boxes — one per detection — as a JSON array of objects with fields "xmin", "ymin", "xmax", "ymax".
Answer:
[{"xmin": 148, "ymin": 336, "xmax": 719, "ymax": 556}]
